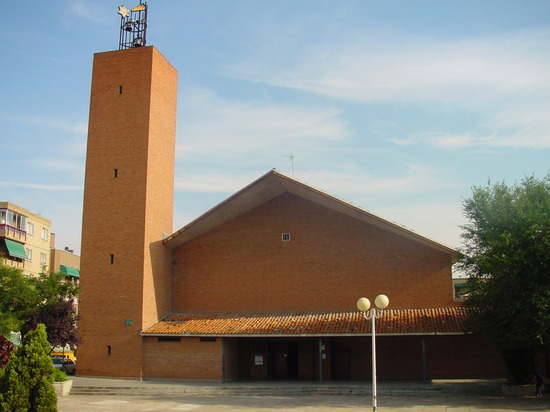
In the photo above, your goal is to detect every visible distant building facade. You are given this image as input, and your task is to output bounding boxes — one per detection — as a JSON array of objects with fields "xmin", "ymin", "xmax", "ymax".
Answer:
[
  {"xmin": 0, "ymin": 202, "xmax": 80, "ymax": 287},
  {"xmin": 50, "ymin": 244, "xmax": 80, "ymax": 304},
  {"xmin": 0, "ymin": 202, "xmax": 51, "ymax": 277}
]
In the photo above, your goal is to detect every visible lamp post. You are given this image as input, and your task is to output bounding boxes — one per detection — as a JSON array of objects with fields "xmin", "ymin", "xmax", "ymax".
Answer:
[{"xmin": 357, "ymin": 294, "xmax": 389, "ymax": 412}]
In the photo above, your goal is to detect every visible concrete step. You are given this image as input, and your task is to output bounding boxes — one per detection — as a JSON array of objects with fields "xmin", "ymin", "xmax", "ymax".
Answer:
[{"xmin": 69, "ymin": 383, "xmax": 500, "ymax": 397}]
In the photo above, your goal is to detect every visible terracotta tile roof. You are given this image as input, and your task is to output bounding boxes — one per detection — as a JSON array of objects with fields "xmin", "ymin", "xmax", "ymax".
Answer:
[{"xmin": 142, "ymin": 307, "xmax": 471, "ymax": 337}]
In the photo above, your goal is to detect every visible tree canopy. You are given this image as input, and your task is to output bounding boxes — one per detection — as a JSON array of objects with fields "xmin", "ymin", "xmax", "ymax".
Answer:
[
  {"xmin": 21, "ymin": 300, "xmax": 80, "ymax": 352},
  {"xmin": 0, "ymin": 265, "xmax": 79, "ymax": 341},
  {"xmin": 458, "ymin": 174, "xmax": 550, "ymax": 383},
  {"xmin": 0, "ymin": 266, "xmax": 37, "ymax": 336}
]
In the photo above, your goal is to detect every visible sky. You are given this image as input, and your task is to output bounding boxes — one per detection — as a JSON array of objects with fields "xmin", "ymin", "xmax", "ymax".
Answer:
[{"xmin": 1, "ymin": 1, "xmax": 549, "ymax": 258}]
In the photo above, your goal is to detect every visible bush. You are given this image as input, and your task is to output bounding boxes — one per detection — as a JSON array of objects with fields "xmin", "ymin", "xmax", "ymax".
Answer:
[
  {"xmin": 0, "ymin": 324, "xmax": 57, "ymax": 411},
  {"xmin": 52, "ymin": 369, "xmax": 67, "ymax": 382},
  {"xmin": 0, "ymin": 335, "xmax": 15, "ymax": 370}
]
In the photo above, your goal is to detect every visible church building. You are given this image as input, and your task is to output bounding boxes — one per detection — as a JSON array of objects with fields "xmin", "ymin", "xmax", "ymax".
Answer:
[{"xmin": 77, "ymin": 5, "xmax": 506, "ymax": 381}]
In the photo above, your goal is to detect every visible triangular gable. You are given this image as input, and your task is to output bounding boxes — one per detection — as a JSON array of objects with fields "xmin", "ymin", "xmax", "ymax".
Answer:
[{"xmin": 164, "ymin": 169, "xmax": 457, "ymax": 257}]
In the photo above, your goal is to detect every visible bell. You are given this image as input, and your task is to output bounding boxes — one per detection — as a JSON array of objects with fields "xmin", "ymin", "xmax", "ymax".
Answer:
[
  {"xmin": 124, "ymin": 21, "xmax": 133, "ymax": 31},
  {"xmin": 133, "ymin": 37, "xmax": 144, "ymax": 47}
]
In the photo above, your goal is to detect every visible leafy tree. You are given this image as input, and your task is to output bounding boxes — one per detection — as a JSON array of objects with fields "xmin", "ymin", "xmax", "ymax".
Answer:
[
  {"xmin": 21, "ymin": 301, "xmax": 80, "ymax": 353},
  {"xmin": 0, "ymin": 324, "xmax": 57, "ymax": 411},
  {"xmin": 29, "ymin": 272, "xmax": 79, "ymax": 306},
  {"xmin": 0, "ymin": 266, "xmax": 37, "ymax": 335},
  {"xmin": 458, "ymin": 174, "xmax": 550, "ymax": 383},
  {"xmin": 0, "ymin": 265, "xmax": 79, "ymax": 339}
]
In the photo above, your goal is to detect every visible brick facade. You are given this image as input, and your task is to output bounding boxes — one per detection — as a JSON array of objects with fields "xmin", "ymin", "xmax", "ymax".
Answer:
[
  {"xmin": 143, "ymin": 337, "xmax": 222, "ymax": 380},
  {"xmin": 172, "ymin": 192, "xmax": 458, "ymax": 312},
  {"xmin": 78, "ymin": 46, "xmax": 506, "ymax": 381},
  {"xmin": 78, "ymin": 46, "xmax": 177, "ymax": 377}
]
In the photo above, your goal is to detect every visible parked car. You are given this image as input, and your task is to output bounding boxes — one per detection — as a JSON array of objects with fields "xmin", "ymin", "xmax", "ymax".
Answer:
[{"xmin": 52, "ymin": 356, "xmax": 76, "ymax": 375}]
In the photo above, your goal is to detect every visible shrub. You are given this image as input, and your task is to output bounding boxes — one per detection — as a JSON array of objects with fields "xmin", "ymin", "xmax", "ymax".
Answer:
[
  {"xmin": 52, "ymin": 369, "xmax": 67, "ymax": 382},
  {"xmin": 0, "ymin": 335, "xmax": 15, "ymax": 370},
  {"xmin": 0, "ymin": 324, "xmax": 57, "ymax": 411}
]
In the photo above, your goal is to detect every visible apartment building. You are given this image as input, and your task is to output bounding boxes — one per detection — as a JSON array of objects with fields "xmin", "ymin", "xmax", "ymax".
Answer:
[
  {"xmin": 0, "ymin": 202, "xmax": 52, "ymax": 277},
  {"xmin": 0, "ymin": 203, "xmax": 80, "ymax": 286}
]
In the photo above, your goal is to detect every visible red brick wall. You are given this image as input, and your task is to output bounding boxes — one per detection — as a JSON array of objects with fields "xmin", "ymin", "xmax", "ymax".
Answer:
[
  {"xmin": 331, "ymin": 335, "xmax": 505, "ymax": 379},
  {"xmin": 78, "ymin": 46, "xmax": 177, "ymax": 378},
  {"xmin": 143, "ymin": 337, "xmax": 222, "ymax": 380},
  {"xmin": 173, "ymin": 192, "xmax": 457, "ymax": 312},
  {"xmin": 424, "ymin": 335, "xmax": 505, "ymax": 378},
  {"xmin": 223, "ymin": 338, "xmax": 240, "ymax": 381}
]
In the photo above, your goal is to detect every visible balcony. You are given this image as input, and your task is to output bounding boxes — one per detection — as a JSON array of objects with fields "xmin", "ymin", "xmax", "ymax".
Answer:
[{"xmin": 0, "ymin": 224, "xmax": 27, "ymax": 242}]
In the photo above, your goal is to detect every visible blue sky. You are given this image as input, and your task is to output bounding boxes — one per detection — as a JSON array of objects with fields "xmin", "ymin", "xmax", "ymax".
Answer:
[{"xmin": 1, "ymin": 1, "xmax": 549, "ymax": 257}]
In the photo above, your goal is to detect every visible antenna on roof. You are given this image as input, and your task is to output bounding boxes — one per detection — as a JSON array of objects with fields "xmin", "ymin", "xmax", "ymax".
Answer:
[
  {"xmin": 117, "ymin": 2, "xmax": 148, "ymax": 50},
  {"xmin": 282, "ymin": 153, "xmax": 294, "ymax": 177}
]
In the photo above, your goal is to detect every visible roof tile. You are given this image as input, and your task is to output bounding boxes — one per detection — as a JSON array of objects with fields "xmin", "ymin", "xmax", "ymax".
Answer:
[{"xmin": 142, "ymin": 307, "xmax": 471, "ymax": 336}]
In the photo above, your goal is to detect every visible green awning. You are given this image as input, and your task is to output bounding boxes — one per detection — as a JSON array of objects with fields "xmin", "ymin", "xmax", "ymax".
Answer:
[
  {"xmin": 60, "ymin": 265, "xmax": 80, "ymax": 278},
  {"xmin": 4, "ymin": 239, "xmax": 28, "ymax": 260}
]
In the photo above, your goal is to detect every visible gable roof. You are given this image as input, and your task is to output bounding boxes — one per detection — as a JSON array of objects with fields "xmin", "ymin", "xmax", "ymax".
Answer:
[
  {"xmin": 141, "ymin": 307, "xmax": 470, "ymax": 337},
  {"xmin": 164, "ymin": 169, "xmax": 456, "ymax": 256}
]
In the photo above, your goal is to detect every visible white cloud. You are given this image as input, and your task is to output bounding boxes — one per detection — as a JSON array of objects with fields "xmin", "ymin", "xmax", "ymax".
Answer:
[
  {"xmin": 226, "ymin": 27, "xmax": 550, "ymax": 104},
  {"xmin": 68, "ymin": 1, "xmax": 111, "ymax": 25},
  {"xmin": 225, "ymin": 27, "xmax": 550, "ymax": 150},
  {"xmin": 391, "ymin": 125, "xmax": 550, "ymax": 150},
  {"xmin": 176, "ymin": 87, "xmax": 351, "ymax": 161},
  {"xmin": 1, "ymin": 113, "xmax": 87, "ymax": 136},
  {"xmin": 299, "ymin": 163, "xmax": 449, "ymax": 197},
  {"xmin": 0, "ymin": 181, "xmax": 81, "ymax": 191},
  {"xmin": 375, "ymin": 203, "xmax": 466, "ymax": 249},
  {"xmin": 27, "ymin": 159, "xmax": 83, "ymax": 173},
  {"xmin": 175, "ymin": 172, "xmax": 259, "ymax": 193}
]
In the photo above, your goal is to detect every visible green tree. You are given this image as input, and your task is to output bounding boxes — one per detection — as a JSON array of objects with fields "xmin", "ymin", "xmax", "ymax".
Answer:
[
  {"xmin": 0, "ymin": 266, "xmax": 37, "ymax": 335},
  {"xmin": 29, "ymin": 272, "xmax": 79, "ymax": 306},
  {"xmin": 458, "ymin": 174, "xmax": 550, "ymax": 383},
  {"xmin": 0, "ymin": 266, "xmax": 79, "ymax": 337},
  {"xmin": 0, "ymin": 324, "xmax": 57, "ymax": 411}
]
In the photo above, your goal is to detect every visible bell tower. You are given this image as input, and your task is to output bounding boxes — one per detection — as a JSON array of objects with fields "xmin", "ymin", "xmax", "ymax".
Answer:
[{"xmin": 78, "ymin": 3, "xmax": 177, "ymax": 377}]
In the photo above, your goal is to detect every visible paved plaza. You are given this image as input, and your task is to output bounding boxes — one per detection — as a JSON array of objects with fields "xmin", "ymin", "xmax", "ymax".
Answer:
[
  {"xmin": 58, "ymin": 393, "xmax": 550, "ymax": 411},
  {"xmin": 57, "ymin": 377, "xmax": 550, "ymax": 411}
]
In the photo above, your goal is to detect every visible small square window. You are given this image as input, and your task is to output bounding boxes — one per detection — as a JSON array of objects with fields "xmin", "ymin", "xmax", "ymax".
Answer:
[{"xmin": 282, "ymin": 233, "xmax": 291, "ymax": 241}]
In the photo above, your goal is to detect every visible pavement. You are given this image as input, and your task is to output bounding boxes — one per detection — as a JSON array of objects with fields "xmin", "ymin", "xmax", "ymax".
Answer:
[{"xmin": 57, "ymin": 376, "xmax": 550, "ymax": 411}]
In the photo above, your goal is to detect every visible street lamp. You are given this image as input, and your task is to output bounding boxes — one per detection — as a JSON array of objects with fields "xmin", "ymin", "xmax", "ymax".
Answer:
[{"xmin": 357, "ymin": 294, "xmax": 389, "ymax": 412}]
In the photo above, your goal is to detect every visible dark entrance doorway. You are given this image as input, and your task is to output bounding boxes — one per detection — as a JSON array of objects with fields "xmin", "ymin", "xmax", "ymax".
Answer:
[
  {"xmin": 239, "ymin": 338, "xmax": 316, "ymax": 380},
  {"xmin": 271, "ymin": 341, "xmax": 299, "ymax": 379}
]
